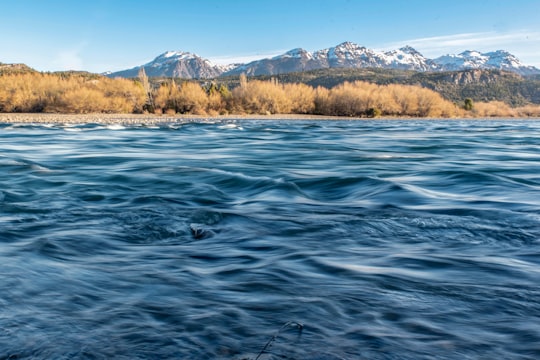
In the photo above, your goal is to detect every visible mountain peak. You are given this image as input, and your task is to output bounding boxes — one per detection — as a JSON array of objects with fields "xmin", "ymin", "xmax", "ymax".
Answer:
[
  {"xmin": 382, "ymin": 46, "xmax": 435, "ymax": 71},
  {"xmin": 333, "ymin": 41, "xmax": 366, "ymax": 52},
  {"xmin": 152, "ymin": 50, "xmax": 203, "ymax": 63},
  {"xmin": 107, "ymin": 50, "xmax": 221, "ymax": 79},
  {"xmin": 107, "ymin": 42, "xmax": 540, "ymax": 79},
  {"xmin": 336, "ymin": 41, "xmax": 360, "ymax": 47},
  {"xmin": 458, "ymin": 50, "xmax": 485, "ymax": 58},
  {"xmin": 398, "ymin": 45, "xmax": 422, "ymax": 55},
  {"xmin": 278, "ymin": 48, "xmax": 311, "ymax": 59},
  {"xmin": 433, "ymin": 49, "xmax": 536, "ymax": 75},
  {"xmin": 487, "ymin": 49, "xmax": 512, "ymax": 56},
  {"xmin": 161, "ymin": 50, "xmax": 188, "ymax": 58},
  {"xmin": 485, "ymin": 49, "xmax": 517, "ymax": 60}
]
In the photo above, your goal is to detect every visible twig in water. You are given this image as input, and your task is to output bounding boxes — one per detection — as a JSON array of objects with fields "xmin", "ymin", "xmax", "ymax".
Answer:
[{"xmin": 254, "ymin": 321, "xmax": 304, "ymax": 360}]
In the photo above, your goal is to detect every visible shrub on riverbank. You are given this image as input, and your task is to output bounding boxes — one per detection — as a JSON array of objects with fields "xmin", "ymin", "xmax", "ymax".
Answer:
[
  {"xmin": 153, "ymin": 80, "xmax": 209, "ymax": 115},
  {"xmin": 0, "ymin": 73, "xmax": 145, "ymax": 113},
  {"xmin": 1, "ymin": 72, "xmax": 540, "ymax": 117},
  {"xmin": 312, "ymin": 81, "xmax": 460, "ymax": 117}
]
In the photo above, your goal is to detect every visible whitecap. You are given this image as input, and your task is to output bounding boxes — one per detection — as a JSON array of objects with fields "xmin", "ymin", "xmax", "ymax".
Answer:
[
  {"xmin": 106, "ymin": 124, "xmax": 126, "ymax": 130},
  {"xmin": 219, "ymin": 123, "xmax": 243, "ymax": 130}
]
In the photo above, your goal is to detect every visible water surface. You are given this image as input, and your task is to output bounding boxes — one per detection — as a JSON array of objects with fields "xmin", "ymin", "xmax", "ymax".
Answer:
[{"xmin": 1, "ymin": 119, "xmax": 539, "ymax": 359}]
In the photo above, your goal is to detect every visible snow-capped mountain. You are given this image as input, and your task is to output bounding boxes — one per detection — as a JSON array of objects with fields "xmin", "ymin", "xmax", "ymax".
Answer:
[
  {"xmin": 433, "ymin": 50, "xmax": 539, "ymax": 76},
  {"xmin": 107, "ymin": 51, "xmax": 223, "ymax": 79},
  {"xmin": 314, "ymin": 42, "xmax": 388, "ymax": 68},
  {"xmin": 382, "ymin": 46, "xmax": 438, "ymax": 72},
  {"xmin": 225, "ymin": 42, "xmax": 436, "ymax": 76},
  {"xmin": 107, "ymin": 42, "xmax": 540, "ymax": 79},
  {"xmin": 226, "ymin": 48, "xmax": 326, "ymax": 76}
]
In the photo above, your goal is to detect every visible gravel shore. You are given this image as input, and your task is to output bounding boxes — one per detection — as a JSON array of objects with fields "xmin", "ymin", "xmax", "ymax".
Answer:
[
  {"xmin": 0, "ymin": 113, "xmax": 348, "ymax": 124},
  {"xmin": 3, "ymin": 113, "xmax": 534, "ymax": 124},
  {"xmin": 0, "ymin": 113, "xmax": 201, "ymax": 125}
]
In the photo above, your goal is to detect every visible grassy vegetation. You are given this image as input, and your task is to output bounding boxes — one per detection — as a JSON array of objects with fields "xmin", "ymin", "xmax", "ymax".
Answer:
[
  {"xmin": 137, "ymin": 74, "xmax": 540, "ymax": 117},
  {"xmin": 1, "ymin": 66, "xmax": 540, "ymax": 117},
  {"xmin": 0, "ymin": 63, "xmax": 37, "ymax": 76},
  {"xmin": 214, "ymin": 68, "xmax": 540, "ymax": 107},
  {"xmin": 0, "ymin": 73, "xmax": 146, "ymax": 113}
]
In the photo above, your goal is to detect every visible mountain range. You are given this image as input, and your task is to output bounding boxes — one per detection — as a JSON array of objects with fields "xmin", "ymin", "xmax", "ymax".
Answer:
[{"xmin": 106, "ymin": 41, "xmax": 540, "ymax": 79}]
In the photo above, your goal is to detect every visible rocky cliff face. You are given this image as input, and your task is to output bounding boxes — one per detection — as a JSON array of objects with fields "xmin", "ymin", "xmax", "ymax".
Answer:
[{"xmin": 432, "ymin": 69, "xmax": 521, "ymax": 85}]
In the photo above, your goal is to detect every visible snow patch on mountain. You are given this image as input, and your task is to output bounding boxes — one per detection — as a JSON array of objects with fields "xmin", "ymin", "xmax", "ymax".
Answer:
[
  {"xmin": 225, "ymin": 42, "xmax": 440, "ymax": 75},
  {"xmin": 276, "ymin": 48, "xmax": 313, "ymax": 60},
  {"xmin": 382, "ymin": 46, "xmax": 438, "ymax": 71}
]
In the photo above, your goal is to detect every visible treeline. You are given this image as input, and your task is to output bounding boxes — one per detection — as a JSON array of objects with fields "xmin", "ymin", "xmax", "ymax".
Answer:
[
  {"xmin": 1, "ymin": 71, "xmax": 540, "ymax": 117},
  {"xmin": 237, "ymin": 67, "xmax": 540, "ymax": 107},
  {"xmin": 147, "ymin": 74, "xmax": 540, "ymax": 117},
  {"xmin": 0, "ymin": 73, "xmax": 146, "ymax": 113},
  {"xmin": 148, "ymin": 76, "xmax": 458, "ymax": 117}
]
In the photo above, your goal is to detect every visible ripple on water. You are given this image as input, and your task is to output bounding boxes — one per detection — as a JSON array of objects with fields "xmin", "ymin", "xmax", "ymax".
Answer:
[{"xmin": 1, "ymin": 119, "xmax": 540, "ymax": 359}]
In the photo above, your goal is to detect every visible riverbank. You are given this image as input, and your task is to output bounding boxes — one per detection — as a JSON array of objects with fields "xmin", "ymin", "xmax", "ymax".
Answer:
[
  {"xmin": 1, "ymin": 113, "xmax": 538, "ymax": 124},
  {"xmin": 0, "ymin": 113, "xmax": 355, "ymax": 124}
]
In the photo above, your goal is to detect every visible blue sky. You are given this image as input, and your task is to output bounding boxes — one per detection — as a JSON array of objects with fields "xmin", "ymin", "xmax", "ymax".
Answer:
[{"xmin": 1, "ymin": 0, "xmax": 539, "ymax": 72}]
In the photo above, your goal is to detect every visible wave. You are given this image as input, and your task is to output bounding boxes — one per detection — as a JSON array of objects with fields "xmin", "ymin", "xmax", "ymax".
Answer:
[{"xmin": 1, "ymin": 119, "xmax": 539, "ymax": 359}]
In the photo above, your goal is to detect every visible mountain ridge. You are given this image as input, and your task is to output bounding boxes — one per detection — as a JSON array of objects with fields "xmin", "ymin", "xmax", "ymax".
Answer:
[{"xmin": 106, "ymin": 41, "xmax": 540, "ymax": 79}]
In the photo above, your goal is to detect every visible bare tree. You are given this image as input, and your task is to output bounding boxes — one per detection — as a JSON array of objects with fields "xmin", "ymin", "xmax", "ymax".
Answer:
[{"xmin": 138, "ymin": 67, "xmax": 154, "ymax": 112}]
